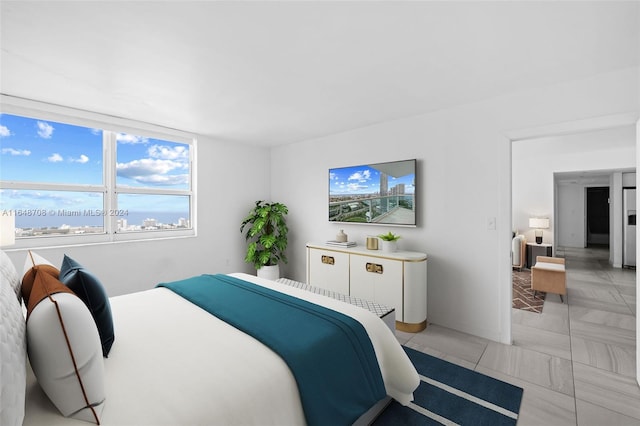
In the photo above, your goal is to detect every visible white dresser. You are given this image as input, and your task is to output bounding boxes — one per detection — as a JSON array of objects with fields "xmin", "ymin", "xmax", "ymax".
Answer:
[{"xmin": 306, "ymin": 243, "xmax": 427, "ymax": 332}]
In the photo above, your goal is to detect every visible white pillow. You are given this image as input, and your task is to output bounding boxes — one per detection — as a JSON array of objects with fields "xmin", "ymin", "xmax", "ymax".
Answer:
[
  {"xmin": 0, "ymin": 250, "xmax": 26, "ymax": 426},
  {"xmin": 27, "ymin": 293, "xmax": 105, "ymax": 423},
  {"xmin": 1, "ymin": 249, "xmax": 21, "ymax": 301},
  {"xmin": 23, "ymin": 253, "xmax": 105, "ymax": 424}
]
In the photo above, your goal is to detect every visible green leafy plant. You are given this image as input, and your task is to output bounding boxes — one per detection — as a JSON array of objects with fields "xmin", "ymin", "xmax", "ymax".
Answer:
[
  {"xmin": 240, "ymin": 201, "xmax": 289, "ymax": 270},
  {"xmin": 378, "ymin": 231, "xmax": 401, "ymax": 242}
]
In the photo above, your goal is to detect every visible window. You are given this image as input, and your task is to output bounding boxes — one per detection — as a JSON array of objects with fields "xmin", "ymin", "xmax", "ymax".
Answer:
[
  {"xmin": 0, "ymin": 103, "xmax": 195, "ymax": 247},
  {"xmin": 114, "ymin": 132, "xmax": 192, "ymax": 233}
]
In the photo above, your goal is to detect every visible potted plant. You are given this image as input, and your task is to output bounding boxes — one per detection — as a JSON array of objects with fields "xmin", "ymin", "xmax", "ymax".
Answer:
[
  {"xmin": 240, "ymin": 200, "xmax": 288, "ymax": 280},
  {"xmin": 378, "ymin": 231, "xmax": 401, "ymax": 252}
]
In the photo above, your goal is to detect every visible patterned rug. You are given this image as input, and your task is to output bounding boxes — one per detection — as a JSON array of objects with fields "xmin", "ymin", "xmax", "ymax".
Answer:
[
  {"xmin": 512, "ymin": 269, "xmax": 545, "ymax": 313},
  {"xmin": 373, "ymin": 346, "xmax": 523, "ymax": 425}
]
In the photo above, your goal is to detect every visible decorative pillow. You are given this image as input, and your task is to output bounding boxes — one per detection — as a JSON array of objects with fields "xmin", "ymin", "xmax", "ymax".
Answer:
[
  {"xmin": 21, "ymin": 251, "xmax": 56, "ymax": 302},
  {"xmin": 22, "ymin": 263, "xmax": 60, "ymax": 314},
  {"xmin": 0, "ymin": 250, "xmax": 26, "ymax": 426},
  {"xmin": 1, "ymin": 249, "xmax": 22, "ymax": 302},
  {"xmin": 60, "ymin": 255, "xmax": 115, "ymax": 357},
  {"xmin": 23, "ymin": 259, "xmax": 105, "ymax": 424}
]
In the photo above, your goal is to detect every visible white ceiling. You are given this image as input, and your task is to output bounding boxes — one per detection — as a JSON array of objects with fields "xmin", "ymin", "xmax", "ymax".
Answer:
[{"xmin": 1, "ymin": 1, "xmax": 638, "ymax": 146}]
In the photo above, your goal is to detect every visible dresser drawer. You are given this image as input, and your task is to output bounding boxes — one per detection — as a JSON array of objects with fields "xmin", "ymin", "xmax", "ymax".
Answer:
[
  {"xmin": 349, "ymin": 255, "xmax": 403, "ymax": 319},
  {"xmin": 307, "ymin": 248, "xmax": 350, "ymax": 294}
]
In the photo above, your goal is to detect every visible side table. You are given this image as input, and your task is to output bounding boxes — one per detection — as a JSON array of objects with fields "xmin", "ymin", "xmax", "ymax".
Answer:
[{"xmin": 526, "ymin": 242, "xmax": 553, "ymax": 269}]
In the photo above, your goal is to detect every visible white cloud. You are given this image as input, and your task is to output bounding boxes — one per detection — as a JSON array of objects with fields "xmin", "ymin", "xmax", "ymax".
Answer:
[
  {"xmin": 127, "ymin": 173, "xmax": 190, "ymax": 186},
  {"xmin": 347, "ymin": 183, "xmax": 368, "ymax": 191},
  {"xmin": 1, "ymin": 148, "xmax": 30, "ymax": 156},
  {"xmin": 348, "ymin": 170, "xmax": 371, "ymax": 182},
  {"xmin": 0, "ymin": 125, "xmax": 11, "ymax": 137},
  {"xmin": 37, "ymin": 121, "xmax": 54, "ymax": 139},
  {"xmin": 117, "ymin": 158, "xmax": 188, "ymax": 186},
  {"xmin": 117, "ymin": 158, "xmax": 186, "ymax": 174},
  {"xmin": 47, "ymin": 153, "xmax": 63, "ymax": 162},
  {"xmin": 0, "ymin": 189, "xmax": 86, "ymax": 210},
  {"xmin": 116, "ymin": 133, "xmax": 148, "ymax": 144},
  {"xmin": 70, "ymin": 154, "xmax": 90, "ymax": 163},
  {"xmin": 148, "ymin": 144, "xmax": 189, "ymax": 161}
]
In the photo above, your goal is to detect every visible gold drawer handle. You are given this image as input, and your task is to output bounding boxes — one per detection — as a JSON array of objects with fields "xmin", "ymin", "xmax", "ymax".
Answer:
[
  {"xmin": 321, "ymin": 255, "xmax": 335, "ymax": 265},
  {"xmin": 366, "ymin": 263, "xmax": 383, "ymax": 274}
]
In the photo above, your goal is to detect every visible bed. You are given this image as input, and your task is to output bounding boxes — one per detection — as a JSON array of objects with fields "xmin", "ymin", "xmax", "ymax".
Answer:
[{"xmin": 0, "ymin": 250, "xmax": 419, "ymax": 426}]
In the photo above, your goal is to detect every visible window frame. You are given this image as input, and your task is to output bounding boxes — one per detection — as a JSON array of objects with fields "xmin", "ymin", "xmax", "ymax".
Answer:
[{"xmin": 0, "ymin": 95, "xmax": 197, "ymax": 249}]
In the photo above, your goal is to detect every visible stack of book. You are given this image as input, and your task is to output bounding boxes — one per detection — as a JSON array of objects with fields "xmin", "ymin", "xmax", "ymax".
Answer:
[{"xmin": 325, "ymin": 240, "xmax": 357, "ymax": 247}]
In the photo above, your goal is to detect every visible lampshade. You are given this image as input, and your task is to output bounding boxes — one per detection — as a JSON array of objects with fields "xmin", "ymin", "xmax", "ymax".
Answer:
[
  {"xmin": 0, "ymin": 215, "xmax": 16, "ymax": 247},
  {"xmin": 529, "ymin": 217, "xmax": 550, "ymax": 229}
]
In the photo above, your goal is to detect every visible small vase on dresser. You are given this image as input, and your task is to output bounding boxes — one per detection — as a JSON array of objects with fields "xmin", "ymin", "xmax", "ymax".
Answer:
[
  {"xmin": 336, "ymin": 229, "xmax": 348, "ymax": 243},
  {"xmin": 380, "ymin": 240, "xmax": 397, "ymax": 253}
]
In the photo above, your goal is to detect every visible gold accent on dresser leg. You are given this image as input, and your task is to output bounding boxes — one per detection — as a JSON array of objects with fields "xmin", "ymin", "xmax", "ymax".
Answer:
[{"xmin": 396, "ymin": 320, "xmax": 427, "ymax": 333}]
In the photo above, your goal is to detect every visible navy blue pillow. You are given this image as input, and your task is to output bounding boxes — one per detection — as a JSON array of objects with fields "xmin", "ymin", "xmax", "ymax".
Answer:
[{"xmin": 60, "ymin": 255, "xmax": 115, "ymax": 357}]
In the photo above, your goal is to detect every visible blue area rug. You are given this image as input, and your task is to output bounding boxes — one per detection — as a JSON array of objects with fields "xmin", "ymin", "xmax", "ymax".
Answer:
[{"xmin": 373, "ymin": 346, "xmax": 523, "ymax": 425}]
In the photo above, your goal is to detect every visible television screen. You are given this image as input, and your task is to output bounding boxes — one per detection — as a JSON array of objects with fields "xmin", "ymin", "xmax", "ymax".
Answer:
[{"xmin": 329, "ymin": 159, "xmax": 416, "ymax": 226}]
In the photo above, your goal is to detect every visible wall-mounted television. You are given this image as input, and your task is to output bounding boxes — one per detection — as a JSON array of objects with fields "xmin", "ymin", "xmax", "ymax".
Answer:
[{"xmin": 329, "ymin": 159, "xmax": 417, "ymax": 226}]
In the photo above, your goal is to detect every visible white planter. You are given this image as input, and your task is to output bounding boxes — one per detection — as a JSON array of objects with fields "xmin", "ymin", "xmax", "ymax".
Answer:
[
  {"xmin": 257, "ymin": 264, "xmax": 280, "ymax": 280},
  {"xmin": 380, "ymin": 240, "xmax": 398, "ymax": 253}
]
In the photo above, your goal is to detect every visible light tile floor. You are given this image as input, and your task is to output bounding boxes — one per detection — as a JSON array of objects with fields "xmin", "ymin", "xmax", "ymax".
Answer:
[{"xmin": 396, "ymin": 246, "xmax": 640, "ymax": 425}]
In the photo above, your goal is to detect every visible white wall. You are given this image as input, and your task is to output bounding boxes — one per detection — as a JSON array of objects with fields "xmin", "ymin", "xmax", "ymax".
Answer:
[
  {"xmin": 271, "ymin": 66, "xmax": 639, "ymax": 343},
  {"xmin": 637, "ymin": 119, "xmax": 640, "ymax": 388},
  {"xmin": 512, "ymin": 126, "xmax": 636, "ymax": 251},
  {"xmin": 5, "ymin": 136, "xmax": 270, "ymax": 297},
  {"xmin": 555, "ymin": 181, "xmax": 588, "ymax": 248}
]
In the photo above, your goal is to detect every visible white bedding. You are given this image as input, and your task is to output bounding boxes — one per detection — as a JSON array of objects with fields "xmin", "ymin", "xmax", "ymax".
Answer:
[{"xmin": 22, "ymin": 272, "xmax": 419, "ymax": 425}]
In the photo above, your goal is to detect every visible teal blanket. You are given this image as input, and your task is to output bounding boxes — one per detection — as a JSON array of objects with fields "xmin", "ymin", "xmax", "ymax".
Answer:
[{"xmin": 157, "ymin": 274, "xmax": 386, "ymax": 426}]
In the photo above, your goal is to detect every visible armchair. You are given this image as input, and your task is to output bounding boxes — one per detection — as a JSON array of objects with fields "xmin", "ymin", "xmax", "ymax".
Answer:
[{"xmin": 531, "ymin": 256, "xmax": 566, "ymax": 303}]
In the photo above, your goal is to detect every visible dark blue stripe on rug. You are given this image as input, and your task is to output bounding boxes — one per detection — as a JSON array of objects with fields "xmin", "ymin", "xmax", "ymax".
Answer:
[
  {"xmin": 404, "ymin": 346, "xmax": 523, "ymax": 413},
  {"xmin": 373, "ymin": 346, "xmax": 523, "ymax": 426},
  {"xmin": 373, "ymin": 401, "xmax": 442, "ymax": 426}
]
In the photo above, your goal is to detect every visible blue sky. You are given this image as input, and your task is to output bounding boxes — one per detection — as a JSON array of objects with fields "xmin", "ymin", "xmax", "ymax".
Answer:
[
  {"xmin": 329, "ymin": 164, "xmax": 415, "ymax": 196},
  {"xmin": 0, "ymin": 113, "xmax": 103, "ymax": 184},
  {"xmin": 0, "ymin": 113, "xmax": 190, "ymax": 223}
]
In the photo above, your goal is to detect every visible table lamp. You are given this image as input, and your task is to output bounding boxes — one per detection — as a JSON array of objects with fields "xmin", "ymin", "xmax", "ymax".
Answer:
[{"xmin": 529, "ymin": 217, "xmax": 549, "ymax": 244}]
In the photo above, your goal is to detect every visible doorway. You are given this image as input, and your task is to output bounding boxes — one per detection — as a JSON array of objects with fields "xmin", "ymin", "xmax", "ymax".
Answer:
[
  {"xmin": 586, "ymin": 186, "xmax": 610, "ymax": 247},
  {"xmin": 508, "ymin": 121, "xmax": 637, "ymax": 347}
]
